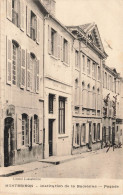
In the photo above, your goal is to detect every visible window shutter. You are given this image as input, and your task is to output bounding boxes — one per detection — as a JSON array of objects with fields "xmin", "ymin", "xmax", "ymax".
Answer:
[
  {"xmin": 39, "ymin": 115, "xmax": 43, "ymax": 144},
  {"xmin": 48, "ymin": 25, "xmax": 51, "ymax": 54},
  {"xmin": 36, "ymin": 16, "xmax": 41, "ymax": 44},
  {"xmin": 6, "ymin": 37, "xmax": 12, "ymax": 85},
  {"xmin": 57, "ymin": 33, "xmax": 61, "ymax": 60},
  {"xmin": 36, "ymin": 59, "xmax": 39, "ymax": 93},
  {"xmin": 20, "ymin": 0, "xmax": 25, "ymax": 31},
  {"xmin": 68, "ymin": 42, "xmax": 70, "ymax": 64},
  {"xmin": 30, "ymin": 57, "xmax": 33, "ymax": 92},
  {"xmin": 85, "ymin": 123, "xmax": 89, "ymax": 143},
  {"xmin": 16, "ymin": 114, "xmax": 22, "ymax": 150},
  {"xmin": 29, "ymin": 116, "xmax": 33, "ymax": 147},
  {"xmin": 36, "ymin": 117, "xmax": 39, "ymax": 144},
  {"xmin": 54, "ymin": 32, "xmax": 58, "ymax": 58},
  {"xmin": 7, "ymin": 0, "xmax": 12, "ymax": 21},
  {"xmin": 26, "ymin": 115, "xmax": 30, "ymax": 147},
  {"xmin": 26, "ymin": 6, "xmax": 31, "ymax": 36},
  {"xmin": 83, "ymin": 89, "xmax": 87, "ymax": 108},
  {"xmin": 17, "ymin": 46, "xmax": 21, "ymax": 88},
  {"xmin": 100, "ymin": 123, "xmax": 102, "ymax": 140},
  {"xmin": 26, "ymin": 51, "xmax": 30, "ymax": 91},
  {"xmin": 21, "ymin": 49, "xmax": 26, "ymax": 88},
  {"xmin": 61, "ymin": 36, "xmax": 63, "ymax": 62}
]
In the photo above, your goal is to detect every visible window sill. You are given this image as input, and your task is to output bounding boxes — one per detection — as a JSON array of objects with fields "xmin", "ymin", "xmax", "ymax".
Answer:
[
  {"xmin": 58, "ymin": 134, "xmax": 69, "ymax": 139},
  {"xmin": 63, "ymin": 61, "xmax": 69, "ymax": 67},
  {"xmin": 73, "ymin": 144, "xmax": 80, "ymax": 148},
  {"xmin": 75, "ymin": 67, "xmax": 80, "ymax": 71},
  {"xmin": 80, "ymin": 143, "xmax": 86, "ymax": 146},
  {"xmin": 50, "ymin": 54, "xmax": 58, "ymax": 60}
]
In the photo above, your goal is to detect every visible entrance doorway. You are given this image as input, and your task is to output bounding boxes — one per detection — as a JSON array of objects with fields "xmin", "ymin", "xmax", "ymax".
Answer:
[
  {"xmin": 49, "ymin": 119, "xmax": 54, "ymax": 156},
  {"xmin": 4, "ymin": 117, "xmax": 14, "ymax": 167}
]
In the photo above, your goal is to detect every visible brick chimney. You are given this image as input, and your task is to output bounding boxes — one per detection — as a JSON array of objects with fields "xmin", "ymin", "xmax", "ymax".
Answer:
[{"xmin": 42, "ymin": 0, "xmax": 56, "ymax": 16}]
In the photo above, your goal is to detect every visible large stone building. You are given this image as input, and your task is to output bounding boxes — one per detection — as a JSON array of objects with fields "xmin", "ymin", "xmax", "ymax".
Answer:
[
  {"xmin": 67, "ymin": 24, "xmax": 108, "ymax": 154},
  {"xmin": 0, "ymin": 0, "xmax": 46, "ymax": 166}
]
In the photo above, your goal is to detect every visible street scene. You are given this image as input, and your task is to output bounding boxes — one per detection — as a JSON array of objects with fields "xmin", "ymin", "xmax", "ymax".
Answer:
[{"xmin": 8, "ymin": 146, "xmax": 123, "ymax": 179}]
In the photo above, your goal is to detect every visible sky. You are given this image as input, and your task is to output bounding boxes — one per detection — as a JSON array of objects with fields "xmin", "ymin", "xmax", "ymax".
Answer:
[{"xmin": 55, "ymin": 0, "xmax": 123, "ymax": 76}]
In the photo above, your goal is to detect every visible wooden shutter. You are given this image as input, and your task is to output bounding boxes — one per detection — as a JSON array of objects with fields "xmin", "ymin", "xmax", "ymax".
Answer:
[
  {"xmin": 17, "ymin": 46, "xmax": 21, "ymax": 87},
  {"xmin": 20, "ymin": 0, "xmax": 25, "ymax": 31},
  {"xmin": 85, "ymin": 123, "xmax": 89, "ymax": 143},
  {"xmin": 26, "ymin": 51, "xmax": 30, "ymax": 91},
  {"xmin": 100, "ymin": 123, "xmax": 102, "ymax": 140},
  {"xmin": 21, "ymin": 49, "xmax": 26, "ymax": 88},
  {"xmin": 36, "ymin": 16, "xmax": 40, "ymax": 44},
  {"xmin": 57, "ymin": 33, "xmax": 61, "ymax": 59},
  {"xmin": 6, "ymin": 37, "xmax": 12, "ymax": 85},
  {"xmin": 48, "ymin": 25, "xmax": 51, "ymax": 54},
  {"xmin": 7, "ymin": 0, "xmax": 12, "ymax": 21},
  {"xmin": 16, "ymin": 114, "xmax": 22, "ymax": 150},
  {"xmin": 36, "ymin": 117, "xmax": 39, "ymax": 144},
  {"xmin": 54, "ymin": 32, "xmax": 58, "ymax": 58},
  {"xmin": 25, "ymin": 115, "xmax": 30, "ymax": 147},
  {"xmin": 61, "ymin": 36, "xmax": 63, "ymax": 62},
  {"xmin": 30, "ymin": 57, "xmax": 33, "ymax": 92},
  {"xmin": 39, "ymin": 115, "xmax": 43, "ymax": 144},
  {"xmin": 26, "ymin": 6, "xmax": 31, "ymax": 36},
  {"xmin": 36, "ymin": 59, "xmax": 39, "ymax": 93},
  {"xmin": 68, "ymin": 42, "xmax": 70, "ymax": 64}
]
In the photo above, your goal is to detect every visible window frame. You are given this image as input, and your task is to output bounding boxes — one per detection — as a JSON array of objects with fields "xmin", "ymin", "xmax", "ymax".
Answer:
[{"xmin": 59, "ymin": 97, "xmax": 65, "ymax": 134}]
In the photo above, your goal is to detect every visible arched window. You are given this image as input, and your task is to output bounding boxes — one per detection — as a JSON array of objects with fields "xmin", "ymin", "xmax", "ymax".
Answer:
[
  {"xmin": 92, "ymin": 86, "xmax": 96, "ymax": 109},
  {"xmin": 34, "ymin": 115, "xmax": 39, "ymax": 144},
  {"xmin": 22, "ymin": 114, "xmax": 29, "ymax": 146},
  {"xmin": 27, "ymin": 52, "xmax": 39, "ymax": 93}
]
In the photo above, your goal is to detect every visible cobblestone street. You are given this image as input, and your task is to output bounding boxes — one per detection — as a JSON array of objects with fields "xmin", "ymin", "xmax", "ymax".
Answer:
[{"xmin": 13, "ymin": 147, "xmax": 123, "ymax": 179}]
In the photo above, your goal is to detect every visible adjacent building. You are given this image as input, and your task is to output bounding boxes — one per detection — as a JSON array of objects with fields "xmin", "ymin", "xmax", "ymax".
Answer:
[
  {"xmin": 0, "ymin": 0, "xmax": 46, "ymax": 167},
  {"xmin": 102, "ymin": 64, "xmax": 123, "ymax": 146},
  {"xmin": 67, "ymin": 24, "xmax": 108, "ymax": 154}
]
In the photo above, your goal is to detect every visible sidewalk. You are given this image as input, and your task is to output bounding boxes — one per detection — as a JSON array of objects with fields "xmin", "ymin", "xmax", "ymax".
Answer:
[{"xmin": 0, "ymin": 147, "xmax": 107, "ymax": 177}]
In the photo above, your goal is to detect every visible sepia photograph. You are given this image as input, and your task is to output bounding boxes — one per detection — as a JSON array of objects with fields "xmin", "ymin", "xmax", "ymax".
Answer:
[{"xmin": 0, "ymin": 0, "xmax": 123, "ymax": 194}]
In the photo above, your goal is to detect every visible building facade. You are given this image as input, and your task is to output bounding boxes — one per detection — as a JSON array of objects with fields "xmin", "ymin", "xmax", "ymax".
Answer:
[
  {"xmin": 102, "ymin": 64, "xmax": 123, "ymax": 146},
  {"xmin": 0, "ymin": 0, "xmax": 46, "ymax": 166},
  {"xmin": 67, "ymin": 24, "xmax": 108, "ymax": 154},
  {"xmin": 43, "ymin": 2, "xmax": 74, "ymax": 158}
]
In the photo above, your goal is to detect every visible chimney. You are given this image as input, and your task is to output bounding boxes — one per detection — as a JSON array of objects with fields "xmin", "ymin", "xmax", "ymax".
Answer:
[{"xmin": 42, "ymin": 0, "xmax": 56, "ymax": 16}]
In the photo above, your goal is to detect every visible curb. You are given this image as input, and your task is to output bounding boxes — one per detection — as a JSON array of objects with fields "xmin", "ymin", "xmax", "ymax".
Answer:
[{"xmin": 0, "ymin": 170, "xmax": 24, "ymax": 177}]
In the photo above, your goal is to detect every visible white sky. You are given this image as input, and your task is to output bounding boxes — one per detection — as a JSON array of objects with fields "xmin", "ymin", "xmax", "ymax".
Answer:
[{"xmin": 56, "ymin": 0, "xmax": 123, "ymax": 76}]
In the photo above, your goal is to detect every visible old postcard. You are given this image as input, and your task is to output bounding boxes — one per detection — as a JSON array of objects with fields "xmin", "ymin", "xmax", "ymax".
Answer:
[{"xmin": 0, "ymin": 0, "xmax": 123, "ymax": 194}]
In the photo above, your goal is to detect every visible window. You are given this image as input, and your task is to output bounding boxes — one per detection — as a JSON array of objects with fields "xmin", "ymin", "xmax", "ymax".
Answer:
[
  {"xmin": 59, "ymin": 97, "xmax": 65, "ymax": 134},
  {"xmin": 30, "ymin": 11, "xmax": 37, "ymax": 41},
  {"xmin": 49, "ymin": 94, "xmax": 54, "ymax": 114},
  {"xmin": 87, "ymin": 59, "xmax": 91, "ymax": 75},
  {"xmin": 98, "ymin": 66, "xmax": 101, "ymax": 80},
  {"xmin": 34, "ymin": 115, "xmax": 39, "ymax": 144},
  {"xmin": 92, "ymin": 87, "xmax": 96, "ymax": 109},
  {"xmin": 102, "ymin": 126, "xmax": 106, "ymax": 143},
  {"xmin": 63, "ymin": 38, "xmax": 69, "ymax": 64},
  {"xmin": 75, "ymin": 50, "xmax": 79, "ymax": 68},
  {"xmin": 12, "ymin": 0, "xmax": 19, "ymax": 27},
  {"xmin": 12, "ymin": 42, "xmax": 18, "ymax": 85},
  {"xmin": 104, "ymin": 72, "xmax": 107, "ymax": 88},
  {"xmin": 75, "ymin": 124, "xmax": 80, "ymax": 145},
  {"xmin": 51, "ymin": 28, "xmax": 57, "ymax": 56},
  {"xmin": 92, "ymin": 62, "xmax": 96, "ymax": 78},
  {"xmin": 75, "ymin": 79, "xmax": 79, "ymax": 106},
  {"xmin": 92, "ymin": 123, "xmax": 96, "ymax": 141},
  {"xmin": 27, "ymin": 53, "xmax": 39, "ymax": 93},
  {"xmin": 81, "ymin": 124, "xmax": 86, "ymax": 144},
  {"xmin": 82, "ymin": 55, "xmax": 85, "ymax": 72},
  {"xmin": 97, "ymin": 123, "xmax": 100, "ymax": 140},
  {"xmin": 22, "ymin": 114, "xmax": 29, "ymax": 146}
]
